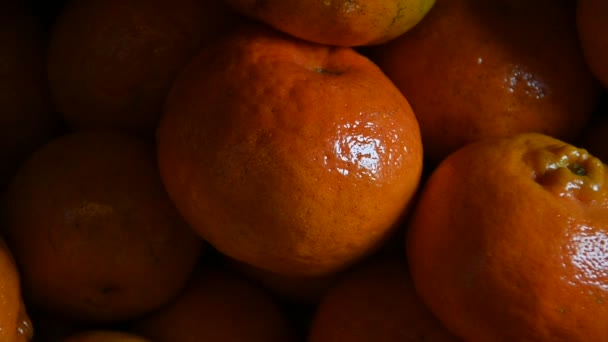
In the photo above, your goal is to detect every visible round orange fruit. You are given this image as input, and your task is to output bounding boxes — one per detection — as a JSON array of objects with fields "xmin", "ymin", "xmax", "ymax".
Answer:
[
  {"xmin": 132, "ymin": 266, "xmax": 296, "ymax": 342},
  {"xmin": 308, "ymin": 255, "xmax": 461, "ymax": 342},
  {"xmin": 369, "ymin": 0, "xmax": 600, "ymax": 165},
  {"xmin": 157, "ymin": 23, "xmax": 423, "ymax": 277},
  {"xmin": 224, "ymin": 0, "xmax": 436, "ymax": 46},
  {"xmin": 407, "ymin": 132, "xmax": 608, "ymax": 341},
  {"xmin": 47, "ymin": 0, "xmax": 238, "ymax": 136},
  {"xmin": 3, "ymin": 130, "xmax": 203, "ymax": 322}
]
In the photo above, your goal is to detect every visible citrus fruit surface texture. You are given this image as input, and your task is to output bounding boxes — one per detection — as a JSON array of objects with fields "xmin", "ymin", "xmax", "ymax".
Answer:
[
  {"xmin": 224, "ymin": 0, "xmax": 435, "ymax": 46},
  {"xmin": 47, "ymin": 0, "xmax": 237, "ymax": 136},
  {"xmin": 407, "ymin": 132, "xmax": 608, "ymax": 341},
  {"xmin": 2, "ymin": 130, "xmax": 203, "ymax": 322},
  {"xmin": 156, "ymin": 23, "xmax": 423, "ymax": 277},
  {"xmin": 369, "ymin": 0, "xmax": 600, "ymax": 164},
  {"xmin": 2, "ymin": 0, "xmax": 608, "ymax": 340},
  {"xmin": 132, "ymin": 265, "xmax": 296, "ymax": 342},
  {"xmin": 308, "ymin": 255, "xmax": 461, "ymax": 342}
]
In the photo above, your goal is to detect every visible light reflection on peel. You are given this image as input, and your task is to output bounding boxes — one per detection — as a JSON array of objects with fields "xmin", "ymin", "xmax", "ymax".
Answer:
[
  {"xmin": 328, "ymin": 117, "xmax": 400, "ymax": 181},
  {"xmin": 503, "ymin": 64, "xmax": 548, "ymax": 100},
  {"xmin": 322, "ymin": 0, "xmax": 360, "ymax": 13},
  {"xmin": 565, "ymin": 223, "xmax": 608, "ymax": 291}
]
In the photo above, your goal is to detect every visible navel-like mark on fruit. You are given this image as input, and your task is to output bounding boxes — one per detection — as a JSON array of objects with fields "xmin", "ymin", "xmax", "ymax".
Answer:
[
  {"xmin": 568, "ymin": 163, "xmax": 587, "ymax": 176},
  {"xmin": 525, "ymin": 143, "xmax": 605, "ymax": 198}
]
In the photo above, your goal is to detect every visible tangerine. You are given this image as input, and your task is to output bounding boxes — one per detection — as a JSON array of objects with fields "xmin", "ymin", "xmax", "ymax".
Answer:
[
  {"xmin": 3, "ymin": 130, "xmax": 203, "ymax": 322},
  {"xmin": 156, "ymin": 23, "xmax": 423, "ymax": 277},
  {"xmin": 369, "ymin": 0, "xmax": 600, "ymax": 164},
  {"xmin": 407, "ymin": 132, "xmax": 608, "ymax": 341}
]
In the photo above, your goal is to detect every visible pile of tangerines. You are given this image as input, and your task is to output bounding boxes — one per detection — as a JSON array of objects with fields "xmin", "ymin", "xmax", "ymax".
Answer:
[{"xmin": 1, "ymin": 0, "xmax": 607, "ymax": 341}]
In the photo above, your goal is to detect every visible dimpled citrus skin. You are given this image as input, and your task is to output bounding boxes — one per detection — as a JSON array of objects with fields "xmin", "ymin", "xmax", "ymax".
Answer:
[
  {"xmin": 225, "ymin": 0, "xmax": 436, "ymax": 47},
  {"xmin": 369, "ymin": 0, "xmax": 600, "ymax": 164},
  {"xmin": 3, "ymin": 130, "xmax": 203, "ymax": 322},
  {"xmin": 407, "ymin": 132, "xmax": 608, "ymax": 341},
  {"xmin": 157, "ymin": 24, "xmax": 423, "ymax": 277}
]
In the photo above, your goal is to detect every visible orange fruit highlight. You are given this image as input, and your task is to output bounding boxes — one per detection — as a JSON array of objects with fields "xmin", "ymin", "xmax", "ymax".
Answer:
[
  {"xmin": 577, "ymin": 0, "xmax": 608, "ymax": 89},
  {"xmin": 0, "ymin": 238, "xmax": 32, "ymax": 342},
  {"xmin": 47, "ymin": 0, "xmax": 238, "ymax": 136},
  {"xmin": 3, "ymin": 130, "xmax": 203, "ymax": 322},
  {"xmin": 369, "ymin": 0, "xmax": 600, "ymax": 164},
  {"xmin": 407, "ymin": 132, "xmax": 608, "ymax": 341},
  {"xmin": 157, "ymin": 23, "xmax": 423, "ymax": 277},
  {"xmin": 225, "ymin": 0, "xmax": 436, "ymax": 47},
  {"xmin": 132, "ymin": 266, "xmax": 296, "ymax": 342},
  {"xmin": 308, "ymin": 255, "xmax": 461, "ymax": 342}
]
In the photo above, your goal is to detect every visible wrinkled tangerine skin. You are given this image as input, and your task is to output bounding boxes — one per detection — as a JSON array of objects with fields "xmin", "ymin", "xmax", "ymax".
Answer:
[
  {"xmin": 224, "ymin": 0, "xmax": 436, "ymax": 47},
  {"xmin": 0, "ymin": 239, "xmax": 32, "ymax": 342},
  {"xmin": 407, "ymin": 132, "xmax": 608, "ymax": 341},
  {"xmin": 577, "ymin": 0, "xmax": 608, "ymax": 89},
  {"xmin": 369, "ymin": 0, "xmax": 600, "ymax": 164},
  {"xmin": 157, "ymin": 24, "xmax": 423, "ymax": 277}
]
